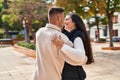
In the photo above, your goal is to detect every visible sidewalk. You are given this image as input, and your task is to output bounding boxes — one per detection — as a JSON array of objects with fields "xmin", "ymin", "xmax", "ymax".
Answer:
[
  {"xmin": 0, "ymin": 47, "xmax": 34, "ymax": 80},
  {"xmin": 84, "ymin": 42, "xmax": 120, "ymax": 80},
  {"xmin": 0, "ymin": 42, "xmax": 120, "ymax": 80}
]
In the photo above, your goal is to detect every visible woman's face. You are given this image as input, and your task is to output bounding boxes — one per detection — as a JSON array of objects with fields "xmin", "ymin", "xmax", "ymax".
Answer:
[{"xmin": 64, "ymin": 15, "xmax": 76, "ymax": 31}]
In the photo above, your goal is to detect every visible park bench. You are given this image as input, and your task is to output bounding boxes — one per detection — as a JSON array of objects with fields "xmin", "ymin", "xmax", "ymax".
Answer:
[{"xmin": 0, "ymin": 38, "xmax": 14, "ymax": 47}]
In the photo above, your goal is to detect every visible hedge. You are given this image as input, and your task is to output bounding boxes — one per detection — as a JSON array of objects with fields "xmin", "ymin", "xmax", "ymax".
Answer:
[{"xmin": 17, "ymin": 42, "xmax": 36, "ymax": 50}]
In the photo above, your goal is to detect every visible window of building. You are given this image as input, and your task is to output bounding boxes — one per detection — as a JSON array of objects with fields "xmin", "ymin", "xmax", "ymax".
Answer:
[{"xmin": 113, "ymin": 30, "xmax": 118, "ymax": 36}]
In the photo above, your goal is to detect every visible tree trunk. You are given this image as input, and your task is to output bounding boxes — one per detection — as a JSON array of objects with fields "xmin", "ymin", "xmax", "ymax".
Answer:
[
  {"xmin": 28, "ymin": 25, "xmax": 36, "ymax": 44},
  {"xmin": 4, "ymin": 22, "xmax": 9, "ymax": 38},
  {"xmin": 3, "ymin": 0, "xmax": 9, "ymax": 38},
  {"xmin": 24, "ymin": 14, "xmax": 35, "ymax": 43},
  {"xmin": 87, "ymin": 20, "xmax": 91, "ymax": 37},
  {"xmin": 108, "ymin": 14, "xmax": 113, "ymax": 47},
  {"xmin": 3, "ymin": 0, "xmax": 8, "ymax": 9},
  {"xmin": 89, "ymin": 26, "xmax": 91, "ymax": 37},
  {"xmin": 26, "ymin": 26, "xmax": 30, "ymax": 42},
  {"xmin": 95, "ymin": 16, "xmax": 100, "ymax": 42}
]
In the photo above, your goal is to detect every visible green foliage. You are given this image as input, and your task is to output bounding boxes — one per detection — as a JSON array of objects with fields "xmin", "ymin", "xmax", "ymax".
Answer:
[
  {"xmin": 0, "ymin": 28, "xmax": 5, "ymax": 33},
  {"xmin": 16, "ymin": 34, "xmax": 24, "ymax": 38},
  {"xmin": 32, "ymin": 18, "xmax": 48, "ymax": 32},
  {"xmin": 56, "ymin": 0, "xmax": 120, "ymax": 47},
  {"xmin": 56, "ymin": 0, "xmax": 120, "ymax": 19},
  {"xmin": 0, "ymin": 28, "xmax": 5, "ymax": 38},
  {"xmin": 100, "ymin": 17, "xmax": 108, "ymax": 25},
  {"xmin": 0, "ymin": 1, "xmax": 4, "ymax": 28},
  {"xmin": 2, "ymin": 14, "xmax": 22, "ymax": 31},
  {"xmin": 17, "ymin": 42, "xmax": 36, "ymax": 50},
  {"xmin": 0, "ymin": 0, "xmax": 3, "ymax": 12},
  {"xmin": 0, "ymin": 33, "xmax": 4, "ymax": 38},
  {"xmin": 2, "ymin": 14, "xmax": 18, "ymax": 26},
  {"xmin": 1, "ymin": 0, "xmax": 48, "ymax": 32},
  {"xmin": 56, "ymin": 0, "xmax": 93, "ymax": 18},
  {"xmin": 100, "ymin": 38, "xmax": 106, "ymax": 42},
  {"xmin": 2, "ymin": 14, "xmax": 9, "ymax": 22}
]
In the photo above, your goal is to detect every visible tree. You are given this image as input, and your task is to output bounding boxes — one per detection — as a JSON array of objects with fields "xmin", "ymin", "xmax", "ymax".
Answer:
[
  {"xmin": 55, "ymin": 0, "xmax": 98, "ymax": 39},
  {"xmin": 1, "ymin": 0, "xmax": 10, "ymax": 38},
  {"xmin": 2, "ymin": 0, "xmax": 48, "ymax": 43},
  {"xmin": 91, "ymin": 0, "xmax": 120, "ymax": 47},
  {"xmin": 56, "ymin": 0, "xmax": 90, "ymax": 16},
  {"xmin": 86, "ymin": 0, "xmax": 101, "ymax": 42},
  {"xmin": 56, "ymin": 0, "xmax": 120, "ymax": 47},
  {"xmin": 0, "ymin": 0, "xmax": 4, "ymax": 28}
]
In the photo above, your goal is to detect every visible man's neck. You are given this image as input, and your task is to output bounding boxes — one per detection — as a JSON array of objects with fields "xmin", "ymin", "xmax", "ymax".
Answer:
[{"xmin": 49, "ymin": 22, "xmax": 62, "ymax": 30}]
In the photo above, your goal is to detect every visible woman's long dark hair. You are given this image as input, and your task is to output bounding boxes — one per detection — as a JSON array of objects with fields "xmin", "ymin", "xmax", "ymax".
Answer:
[{"xmin": 68, "ymin": 13, "xmax": 94, "ymax": 64}]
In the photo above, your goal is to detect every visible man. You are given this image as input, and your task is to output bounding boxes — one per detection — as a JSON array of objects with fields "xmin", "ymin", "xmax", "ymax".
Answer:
[{"xmin": 33, "ymin": 7, "xmax": 87, "ymax": 80}]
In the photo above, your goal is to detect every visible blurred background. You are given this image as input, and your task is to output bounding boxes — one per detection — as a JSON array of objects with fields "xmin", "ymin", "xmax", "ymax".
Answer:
[{"xmin": 0, "ymin": 0, "xmax": 120, "ymax": 80}]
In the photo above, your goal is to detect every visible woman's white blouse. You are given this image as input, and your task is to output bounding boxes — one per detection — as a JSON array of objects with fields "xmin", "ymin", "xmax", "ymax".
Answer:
[{"xmin": 61, "ymin": 37, "xmax": 87, "ymax": 65}]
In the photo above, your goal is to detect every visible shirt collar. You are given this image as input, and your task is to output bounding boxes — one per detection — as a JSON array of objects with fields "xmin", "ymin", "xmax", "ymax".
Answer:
[{"xmin": 45, "ymin": 23, "xmax": 61, "ymax": 32}]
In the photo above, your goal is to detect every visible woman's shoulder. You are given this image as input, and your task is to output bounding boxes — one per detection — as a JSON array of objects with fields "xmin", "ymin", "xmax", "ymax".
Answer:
[{"xmin": 73, "ymin": 30, "xmax": 84, "ymax": 37}]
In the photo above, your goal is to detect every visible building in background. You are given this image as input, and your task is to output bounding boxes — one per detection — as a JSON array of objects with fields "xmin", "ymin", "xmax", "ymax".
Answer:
[{"xmin": 85, "ymin": 12, "xmax": 120, "ymax": 41}]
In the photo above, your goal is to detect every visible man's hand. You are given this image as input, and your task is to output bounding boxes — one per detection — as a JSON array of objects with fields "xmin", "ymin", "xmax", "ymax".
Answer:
[{"xmin": 52, "ymin": 34, "xmax": 64, "ymax": 49}]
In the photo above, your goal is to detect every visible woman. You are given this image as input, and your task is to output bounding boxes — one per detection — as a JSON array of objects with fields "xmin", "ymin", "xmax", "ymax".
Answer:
[{"xmin": 52, "ymin": 13, "xmax": 94, "ymax": 80}]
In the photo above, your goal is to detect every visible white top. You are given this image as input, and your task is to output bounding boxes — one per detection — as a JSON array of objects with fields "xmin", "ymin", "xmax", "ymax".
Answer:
[
  {"xmin": 33, "ymin": 23, "xmax": 87, "ymax": 80},
  {"xmin": 61, "ymin": 37, "xmax": 87, "ymax": 65}
]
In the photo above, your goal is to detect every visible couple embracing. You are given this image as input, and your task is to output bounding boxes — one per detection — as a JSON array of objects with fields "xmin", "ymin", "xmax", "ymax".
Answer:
[{"xmin": 33, "ymin": 7, "xmax": 94, "ymax": 80}]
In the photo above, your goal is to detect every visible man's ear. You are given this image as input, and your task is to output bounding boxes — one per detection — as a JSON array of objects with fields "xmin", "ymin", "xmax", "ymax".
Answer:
[
  {"xmin": 57, "ymin": 16, "xmax": 60, "ymax": 21},
  {"xmin": 57, "ymin": 14, "xmax": 61, "ymax": 22}
]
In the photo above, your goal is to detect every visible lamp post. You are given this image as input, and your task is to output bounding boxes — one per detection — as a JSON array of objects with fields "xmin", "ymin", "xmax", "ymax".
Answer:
[{"xmin": 23, "ymin": 17, "xmax": 27, "ymax": 42}]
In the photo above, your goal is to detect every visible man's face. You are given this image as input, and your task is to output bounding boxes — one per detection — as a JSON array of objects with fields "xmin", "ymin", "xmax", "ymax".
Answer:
[{"xmin": 57, "ymin": 13, "xmax": 64, "ymax": 28}]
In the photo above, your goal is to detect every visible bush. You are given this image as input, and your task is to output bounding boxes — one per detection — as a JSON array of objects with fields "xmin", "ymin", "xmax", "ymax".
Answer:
[
  {"xmin": 0, "ymin": 33, "xmax": 4, "ymax": 38},
  {"xmin": 100, "ymin": 38, "xmax": 106, "ymax": 42},
  {"xmin": 16, "ymin": 34, "xmax": 24, "ymax": 38},
  {"xmin": 17, "ymin": 42, "xmax": 36, "ymax": 50}
]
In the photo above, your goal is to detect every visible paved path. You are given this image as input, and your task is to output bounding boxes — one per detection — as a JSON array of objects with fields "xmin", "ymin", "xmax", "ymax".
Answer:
[
  {"xmin": 0, "ymin": 47, "xmax": 34, "ymax": 80},
  {"xmin": 0, "ymin": 42, "xmax": 120, "ymax": 80},
  {"xmin": 84, "ymin": 42, "xmax": 120, "ymax": 80}
]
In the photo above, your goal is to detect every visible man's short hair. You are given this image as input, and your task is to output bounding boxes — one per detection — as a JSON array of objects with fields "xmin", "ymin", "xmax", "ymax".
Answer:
[{"xmin": 48, "ymin": 7, "xmax": 64, "ymax": 16}]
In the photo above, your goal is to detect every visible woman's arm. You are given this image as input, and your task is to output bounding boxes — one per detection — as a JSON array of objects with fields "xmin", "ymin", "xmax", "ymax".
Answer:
[
  {"xmin": 52, "ymin": 36, "xmax": 87, "ymax": 65},
  {"xmin": 61, "ymin": 37, "xmax": 87, "ymax": 64}
]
